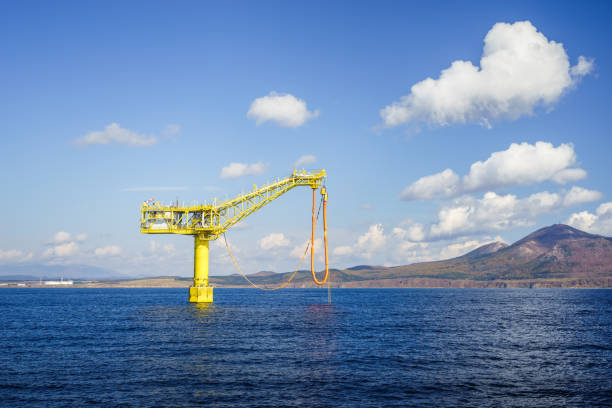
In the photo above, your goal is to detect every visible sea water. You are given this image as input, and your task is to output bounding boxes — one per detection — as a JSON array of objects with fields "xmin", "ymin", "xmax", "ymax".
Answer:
[{"xmin": 1, "ymin": 288, "xmax": 611, "ymax": 407}]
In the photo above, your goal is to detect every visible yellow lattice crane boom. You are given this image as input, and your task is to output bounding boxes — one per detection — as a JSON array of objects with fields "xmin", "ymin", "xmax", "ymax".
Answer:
[{"xmin": 140, "ymin": 169, "xmax": 326, "ymax": 303}]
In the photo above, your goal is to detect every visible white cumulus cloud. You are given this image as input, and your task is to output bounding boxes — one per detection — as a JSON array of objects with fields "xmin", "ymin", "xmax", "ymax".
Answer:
[
  {"xmin": 401, "ymin": 142, "xmax": 587, "ymax": 200},
  {"xmin": 76, "ymin": 123, "xmax": 157, "ymax": 146},
  {"xmin": 220, "ymin": 162, "xmax": 269, "ymax": 179},
  {"xmin": 566, "ymin": 202, "xmax": 612, "ymax": 236},
  {"xmin": 333, "ymin": 224, "xmax": 386, "ymax": 260},
  {"xmin": 291, "ymin": 239, "xmax": 322, "ymax": 259},
  {"xmin": 463, "ymin": 142, "xmax": 583, "ymax": 191},
  {"xmin": 330, "ymin": 223, "xmax": 513, "ymax": 266},
  {"xmin": 566, "ymin": 211, "xmax": 598, "ymax": 232},
  {"xmin": 94, "ymin": 245, "xmax": 122, "ymax": 256},
  {"xmin": 570, "ymin": 56, "xmax": 595, "ymax": 76},
  {"xmin": 356, "ymin": 224, "xmax": 386, "ymax": 255},
  {"xmin": 392, "ymin": 224, "xmax": 426, "ymax": 242},
  {"xmin": 44, "ymin": 231, "xmax": 88, "ymax": 259},
  {"xmin": 401, "ymin": 169, "xmax": 459, "ymax": 200},
  {"xmin": 332, "ymin": 245, "xmax": 354, "ymax": 256},
  {"xmin": 51, "ymin": 231, "xmax": 87, "ymax": 244},
  {"xmin": 247, "ymin": 92, "xmax": 319, "ymax": 127},
  {"xmin": 293, "ymin": 154, "xmax": 317, "ymax": 168},
  {"xmin": 381, "ymin": 21, "xmax": 593, "ymax": 127},
  {"xmin": 43, "ymin": 242, "xmax": 79, "ymax": 257},
  {"xmin": 259, "ymin": 233, "xmax": 290, "ymax": 250},
  {"xmin": 429, "ymin": 187, "xmax": 601, "ymax": 238},
  {"xmin": 430, "ymin": 192, "xmax": 544, "ymax": 238},
  {"xmin": 0, "ymin": 249, "xmax": 33, "ymax": 262},
  {"xmin": 53, "ymin": 231, "xmax": 72, "ymax": 243},
  {"xmin": 551, "ymin": 168, "xmax": 588, "ymax": 184},
  {"xmin": 562, "ymin": 186, "xmax": 603, "ymax": 207},
  {"xmin": 332, "ymin": 223, "xmax": 431, "ymax": 265}
]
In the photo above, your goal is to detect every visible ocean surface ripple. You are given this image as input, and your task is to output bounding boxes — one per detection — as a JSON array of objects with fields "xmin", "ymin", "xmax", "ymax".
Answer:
[{"xmin": 1, "ymin": 288, "xmax": 611, "ymax": 407}]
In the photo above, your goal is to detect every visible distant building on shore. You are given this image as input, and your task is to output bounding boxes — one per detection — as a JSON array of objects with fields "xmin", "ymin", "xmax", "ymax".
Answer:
[{"xmin": 43, "ymin": 279, "xmax": 73, "ymax": 285}]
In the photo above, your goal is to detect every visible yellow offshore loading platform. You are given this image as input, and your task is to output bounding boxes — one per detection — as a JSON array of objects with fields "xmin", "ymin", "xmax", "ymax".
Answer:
[{"xmin": 140, "ymin": 169, "xmax": 327, "ymax": 303}]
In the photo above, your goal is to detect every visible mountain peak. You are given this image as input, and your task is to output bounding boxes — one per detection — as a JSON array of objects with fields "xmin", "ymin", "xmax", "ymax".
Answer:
[
  {"xmin": 248, "ymin": 271, "xmax": 276, "ymax": 277},
  {"xmin": 512, "ymin": 224, "xmax": 603, "ymax": 250},
  {"xmin": 346, "ymin": 265, "xmax": 388, "ymax": 271}
]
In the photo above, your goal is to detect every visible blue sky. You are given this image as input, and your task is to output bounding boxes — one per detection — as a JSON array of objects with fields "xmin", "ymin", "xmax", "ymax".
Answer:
[{"xmin": 1, "ymin": 0, "xmax": 611, "ymax": 278}]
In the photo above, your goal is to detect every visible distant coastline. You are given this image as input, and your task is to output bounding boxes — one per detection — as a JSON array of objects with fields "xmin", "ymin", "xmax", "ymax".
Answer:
[
  {"xmin": 2, "ymin": 224, "xmax": 611, "ymax": 290},
  {"xmin": 2, "ymin": 275, "xmax": 612, "ymax": 289}
]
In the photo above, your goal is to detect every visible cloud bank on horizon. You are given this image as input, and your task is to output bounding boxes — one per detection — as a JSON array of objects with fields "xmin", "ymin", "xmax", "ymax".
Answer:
[
  {"xmin": 333, "ymin": 181, "xmax": 605, "ymax": 265},
  {"xmin": 0, "ymin": 249, "xmax": 33, "ymax": 263},
  {"xmin": 36, "ymin": 230, "xmax": 125, "ymax": 266},
  {"xmin": 393, "ymin": 140, "xmax": 602, "ymax": 243},
  {"xmin": 381, "ymin": 21, "xmax": 594, "ymax": 128},
  {"xmin": 427, "ymin": 187, "xmax": 602, "ymax": 239}
]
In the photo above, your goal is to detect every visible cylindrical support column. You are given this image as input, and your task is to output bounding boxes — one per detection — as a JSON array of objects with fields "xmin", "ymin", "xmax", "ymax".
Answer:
[
  {"xmin": 194, "ymin": 235, "xmax": 209, "ymax": 287},
  {"xmin": 189, "ymin": 234, "xmax": 213, "ymax": 303}
]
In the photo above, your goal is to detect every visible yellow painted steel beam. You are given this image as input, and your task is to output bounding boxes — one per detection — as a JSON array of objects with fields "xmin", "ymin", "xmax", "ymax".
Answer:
[
  {"xmin": 140, "ymin": 169, "xmax": 326, "ymax": 303},
  {"xmin": 140, "ymin": 169, "xmax": 326, "ymax": 239}
]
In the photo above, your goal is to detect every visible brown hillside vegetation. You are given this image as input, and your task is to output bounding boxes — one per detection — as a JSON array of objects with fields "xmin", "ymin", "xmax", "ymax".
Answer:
[{"xmin": 210, "ymin": 224, "xmax": 612, "ymax": 288}]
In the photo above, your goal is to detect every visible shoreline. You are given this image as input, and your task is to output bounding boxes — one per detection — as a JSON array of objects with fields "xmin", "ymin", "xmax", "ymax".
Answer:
[{"xmin": 2, "ymin": 276, "xmax": 612, "ymax": 290}]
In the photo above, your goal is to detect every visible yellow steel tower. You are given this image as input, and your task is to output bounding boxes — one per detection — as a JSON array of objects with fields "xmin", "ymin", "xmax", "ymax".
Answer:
[{"xmin": 140, "ymin": 170, "xmax": 326, "ymax": 303}]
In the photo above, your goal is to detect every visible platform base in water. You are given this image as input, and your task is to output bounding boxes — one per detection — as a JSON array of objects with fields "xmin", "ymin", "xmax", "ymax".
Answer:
[{"xmin": 189, "ymin": 286, "xmax": 213, "ymax": 303}]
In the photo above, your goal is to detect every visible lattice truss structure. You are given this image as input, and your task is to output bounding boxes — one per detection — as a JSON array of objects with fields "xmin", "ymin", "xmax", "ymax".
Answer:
[{"xmin": 140, "ymin": 170, "xmax": 326, "ymax": 240}]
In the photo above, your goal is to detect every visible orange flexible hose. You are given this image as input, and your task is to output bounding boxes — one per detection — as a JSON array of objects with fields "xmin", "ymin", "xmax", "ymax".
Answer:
[
  {"xmin": 323, "ymin": 189, "xmax": 328, "ymax": 277},
  {"xmin": 227, "ymin": 186, "xmax": 328, "ymax": 290},
  {"xmin": 311, "ymin": 188, "xmax": 329, "ymax": 285}
]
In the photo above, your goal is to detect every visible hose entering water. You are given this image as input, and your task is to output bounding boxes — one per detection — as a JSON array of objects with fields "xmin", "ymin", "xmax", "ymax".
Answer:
[
  {"xmin": 225, "ymin": 186, "xmax": 328, "ymax": 289},
  {"xmin": 311, "ymin": 187, "xmax": 329, "ymax": 285}
]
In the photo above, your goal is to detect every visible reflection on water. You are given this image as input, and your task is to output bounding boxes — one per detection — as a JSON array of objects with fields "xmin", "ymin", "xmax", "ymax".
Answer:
[
  {"xmin": 193, "ymin": 302, "xmax": 213, "ymax": 313},
  {"xmin": 1, "ymin": 288, "xmax": 611, "ymax": 407}
]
